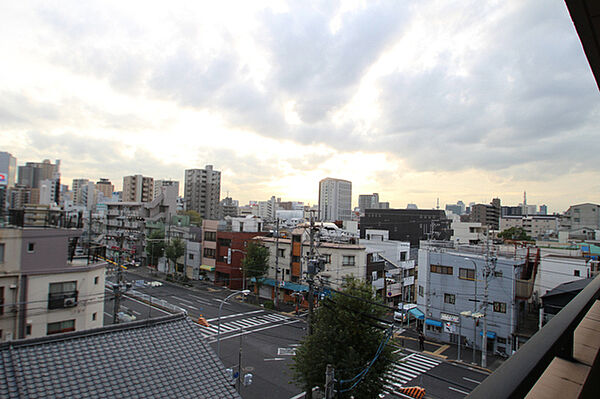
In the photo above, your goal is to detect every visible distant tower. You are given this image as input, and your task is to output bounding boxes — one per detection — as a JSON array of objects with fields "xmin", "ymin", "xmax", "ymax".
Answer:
[
  {"xmin": 436, "ymin": 198, "xmax": 440, "ymax": 210},
  {"xmin": 523, "ymin": 191, "xmax": 528, "ymax": 216}
]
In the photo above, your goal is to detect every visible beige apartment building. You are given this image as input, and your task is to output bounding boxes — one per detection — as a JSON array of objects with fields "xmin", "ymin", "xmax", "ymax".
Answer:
[
  {"xmin": 500, "ymin": 215, "xmax": 559, "ymax": 238},
  {"xmin": 0, "ymin": 227, "xmax": 106, "ymax": 341},
  {"xmin": 122, "ymin": 175, "xmax": 154, "ymax": 203}
]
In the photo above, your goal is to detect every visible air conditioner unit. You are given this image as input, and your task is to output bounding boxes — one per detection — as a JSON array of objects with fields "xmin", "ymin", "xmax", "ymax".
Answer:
[{"xmin": 64, "ymin": 298, "xmax": 77, "ymax": 307}]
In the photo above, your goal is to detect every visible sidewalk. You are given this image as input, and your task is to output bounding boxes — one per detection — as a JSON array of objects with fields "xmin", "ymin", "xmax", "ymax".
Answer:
[{"xmin": 393, "ymin": 323, "xmax": 504, "ymax": 373}]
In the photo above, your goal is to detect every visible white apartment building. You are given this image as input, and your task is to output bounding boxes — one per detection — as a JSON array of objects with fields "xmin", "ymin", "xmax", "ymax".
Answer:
[
  {"xmin": 318, "ymin": 178, "xmax": 352, "ymax": 222},
  {"xmin": 450, "ymin": 213, "xmax": 486, "ymax": 245},
  {"xmin": 184, "ymin": 165, "xmax": 221, "ymax": 220},
  {"xmin": 0, "ymin": 227, "xmax": 106, "ymax": 341}
]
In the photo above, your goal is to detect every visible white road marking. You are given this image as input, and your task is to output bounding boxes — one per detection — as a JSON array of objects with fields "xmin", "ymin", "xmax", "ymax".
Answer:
[
  {"xmin": 131, "ymin": 309, "xmax": 142, "ymax": 316},
  {"xmin": 463, "ymin": 376, "xmax": 482, "ymax": 384},
  {"xmin": 171, "ymin": 296, "xmax": 193, "ymax": 304},
  {"xmin": 264, "ymin": 358, "xmax": 285, "ymax": 361},
  {"xmin": 185, "ymin": 304, "xmax": 200, "ymax": 311},
  {"xmin": 206, "ymin": 310, "xmax": 263, "ymax": 322},
  {"xmin": 449, "ymin": 386, "xmax": 470, "ymax": 395},
  {"xmin": 208, "ymin": 319, "xmax": 301, "ymax": 343}
]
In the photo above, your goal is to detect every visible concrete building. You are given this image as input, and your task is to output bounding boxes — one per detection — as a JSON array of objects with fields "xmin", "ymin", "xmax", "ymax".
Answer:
[
  {"xmin": 535, "ymin": 254, "xmax": 592, "ymax": 298},
  {"xmin": 154, "ymin": 180, "xmax": 179, "ymax": 200},
  {"xmin": 184, "ymin": 165, "xmax": 221, "ymax": 220},
  {"xmin": 561, "ymin": 203, "xmax": 600, "ymax": 230},
  {"xmin": 470, "ymin": 198, "xmax": 501, "ymax": 230},
  {"xmin": 17, "ymin": 160, "xmax": 60, "ymax": 189},
  {"xmin": 417, "ymin": 243, "xmax": 531, "ymax": 354},
  {"xmin": 358, "ymin": 193, "xmax": 379, "ymax": 213},
  {"xmin": 446, "ymin": 201, "xmax": 466, "ymax": 216},
  {"xmin": 449, "ymin": 213, "xmax": 486, "ymax": 245},
  {"xmin": 0, "ymin": 152, "xmax": 17, "ymax": 188},
  {"xmin": 122, "ymin": 175, "xmax": 154, "ymax": 203},
  {"xmin": 219, "ymin": 197, "xmax": 239, "ymax": 219},
  {"xmin": 257, "ymin": 196, "xmax": 277, "ymax": 221},
  {"xmin": 318, "ymin": 178, "xmax": 352, "ymax": 222},
  {"xmin": 359, "ymin": 208, "xmax": 452, "ymax": 247},
  {"xmin": 0, "ymin": 226, "xmax": 106, "ymax": 341},
  {"xmin": 71, "ymin": 179, "xmax": 89, "ymax": 206},
  {"xmin": 95, "ymin": 178, "xmax": 114, "ymax": 199},
  {"xmin": 500, "ymin": 215, "xmax": 559, "ymax": 239},
  {"xmin": 8, "ymin": 185, "xmax": 39, "ymax": 209}
]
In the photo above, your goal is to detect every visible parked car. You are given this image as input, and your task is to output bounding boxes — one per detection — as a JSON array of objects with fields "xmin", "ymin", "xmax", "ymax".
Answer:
[{"xmin": 117, "ymin": 311, "xmax": 136, "ymax": 323}]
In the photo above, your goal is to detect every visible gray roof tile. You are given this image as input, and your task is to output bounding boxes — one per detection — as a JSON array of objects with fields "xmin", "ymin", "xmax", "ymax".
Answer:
[{"xmin": 0, "ymin": 314, "xmax": 241, "ymax": 399}]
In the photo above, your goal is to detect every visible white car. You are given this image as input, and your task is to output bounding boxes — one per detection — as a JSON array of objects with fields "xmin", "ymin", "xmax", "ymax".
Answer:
[
  {"xmin": 146, "ymin": 281, "xmax": 163, "ymax": 287},
  {"xmin": 117, "ymin": 311, "xmax": 136, "ymax": 323}
]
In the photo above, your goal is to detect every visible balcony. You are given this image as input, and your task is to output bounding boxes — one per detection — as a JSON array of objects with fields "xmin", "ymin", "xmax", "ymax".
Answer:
[
  {"xmin": 48, "ymin": 291, "xmax": 79, "ymax": 309},
  {"xmin": 468, "ymin": 274, "xmax": 600, "ymax": 398}
]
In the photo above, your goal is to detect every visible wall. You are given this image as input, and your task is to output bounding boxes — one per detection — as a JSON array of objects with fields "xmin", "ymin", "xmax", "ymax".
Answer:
[{"xmin": 535, "ymin": 255, "xmax": 590, "ymax": 297}]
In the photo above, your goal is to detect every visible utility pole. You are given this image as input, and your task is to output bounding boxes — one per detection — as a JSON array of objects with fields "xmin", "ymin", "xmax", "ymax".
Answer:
[
  {"xmin": 482, "ymin": 258, "xmax": 493, "ymax": 369},
  {"xmin": 274, "ymin": 218, "xmax": 280, "ymax": 309},
  {"xmin": 238, "ymin": 326, "xmax": 243, "ymax": 392},
  {"xmin": 306, "ymin": 212, "xmax": 317, "ymax": 399},
  {"xmin": 112, "ymin": 233, "xmax": 125, "ymax": 324},
  {"xmin": 325, "ymin": 364, "xmax": 335, "ymax": 399}
]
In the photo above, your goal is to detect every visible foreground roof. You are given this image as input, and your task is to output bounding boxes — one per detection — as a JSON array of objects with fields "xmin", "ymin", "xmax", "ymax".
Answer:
[{"xmin": 0, "ymin": 314, "xmax": 241, "ymax": 399}]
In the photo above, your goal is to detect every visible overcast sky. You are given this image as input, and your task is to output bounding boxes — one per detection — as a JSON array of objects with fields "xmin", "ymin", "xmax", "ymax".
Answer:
[{"xmin": 1, "ymin": 0, "xmax": 598, "ymax": 213}]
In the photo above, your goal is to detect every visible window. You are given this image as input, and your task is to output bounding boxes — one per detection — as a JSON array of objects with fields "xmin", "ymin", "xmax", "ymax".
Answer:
[
  {"xmin": 26, "ymin": 324, "xmax": 32, "ymax": 336},
  {"xmin": 497, "ymin": 337, "xmax": 507, "ymax": 344},
  {"xmin": 342, "ymin": 256, "xmax": 355, "ymax": 266},
  {"xmin": 0, "ymin": 243, "xmax": 4, "ymax": 263},
  {"xmin": 493, "ymin": 302, "xmax": 507, "ymax": 313},
  {"xmin": 27, "ymin": 243, "xmax": 35, "ymax": 253},
  {"xmin": 444, "ymin": 293, "xmax": 456, "ymax": 304},
  {"xmin": 494, "ymin": 271, "xmax": 503, "ymax": 278},
  {"xmin": 188, "ymin": 253, "xmax": 194, "ymax": 260},
  {"xmin": 94, "ymin": 276, "xmax": 99, "ymax": 285},
  {"xmin": 574, "ymin": 270, "xmax": 580, "ymax": 277},
  {"xmin": 277, "ymin": 248, "xmax": 285, "ymax": 257},
  {"xmin": 217, "ymin": 238, "xmax": 231, "ymax": 246},
  {"xmin": 459, "ymin": 268, "xmax": 475, "ymax": 280},
  {"xmin": 418, "ymin": 286, "xmax": 424, "ymax": 297},
  {"xmin": 400, "ymin": 252, "xmax": 407, "ymax": 261},
  {"xmin": 426, "ymin": 323, "xmax": 442, "ymax": 333},
  {"xmin": 431, "ymin": 264, "xmax": 453, "ymax": 275},
  {"xmin": 47, "ymin": 320, "xmax": 75, "ymax": 335},
  {"xmin": 92, "ymin": 312, "xmax": 97, "ymax": 321},
  {"xmin": 0, "ymin": 287, "xmax": 3, "ymax": 315},
  {"xmin": 203, "ymin": 231, "xmax": 216, "ymax": 241},
  {"xmin": 48, "ymin": 281, "xmax": 78, "ymax": 309},
  {"xmin": 286, "ymin": 269, "xmax": 290, "ymax": 275},
  {"xmin": 203, "ymin": 248, "xmax": 216, "ymax": 258}
]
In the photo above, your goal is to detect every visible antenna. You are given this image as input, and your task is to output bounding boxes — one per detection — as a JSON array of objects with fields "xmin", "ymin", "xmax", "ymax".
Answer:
[{"xmin": 436, "ymin": 198, "xmax": 440, "ymax": 210}]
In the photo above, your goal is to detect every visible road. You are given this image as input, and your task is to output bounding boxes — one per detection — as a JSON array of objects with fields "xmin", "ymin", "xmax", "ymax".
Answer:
[
  {"xmin": 105, "ymin": 271, "xmax": 307, "ymax": 399},
  {"xmin": 104, "ymin": 271, "xmax": 490, "ymax": 399}
]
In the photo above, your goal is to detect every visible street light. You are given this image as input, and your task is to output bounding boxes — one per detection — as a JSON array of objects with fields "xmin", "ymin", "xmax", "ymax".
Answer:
[
  {"xmin": 465, "ymin": 258, "xmax": 478, "ymax": 365},
  {"xmin": 217, "ymin": 289, "xmax": 251, "ymax": 356}
]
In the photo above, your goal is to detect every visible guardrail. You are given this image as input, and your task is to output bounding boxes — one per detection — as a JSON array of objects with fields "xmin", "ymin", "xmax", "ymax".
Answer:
[
  {"xmin": 468, "ymin": 273, "xmax": 600, "ymax": 398},
  {"xmin": 125, "ymin": 289, "xmax": 188, "ymax": 315}
]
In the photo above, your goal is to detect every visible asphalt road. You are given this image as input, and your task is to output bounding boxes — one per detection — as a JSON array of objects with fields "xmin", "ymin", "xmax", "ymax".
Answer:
[
  {"xmin": 105, "ymin": 271, "xmax": 307, "ymax": 399},
  {"xmin": 104, "ymin": 271, "xmax": 490, "ymax": 399}
]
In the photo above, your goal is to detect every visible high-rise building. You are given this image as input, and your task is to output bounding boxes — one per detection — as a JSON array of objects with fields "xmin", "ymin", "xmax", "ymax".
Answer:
[
  {"xmin": 122, "ymin": 175, "xmax": 154, "ymax": 202},
  {"xmin": 470, "ymin": 198, "xmax": 502, "ymax": 230},
  {"xmin": 358, "ymin": 193, "xmax": 379, "ymax": 213},
  {"xmin": 72, "ymin": 179, "xmax": 89, "ymax": 206},
  {"xmin": 95, "ymin": 178, "xmax": 114, "ymax": 199},
  {"xmin": 17, "ymin": 160, "xmax": 60, "ymax": 205},
  {"xmin": 184, "ymin": 165, "xmax": 221, "ymax": 220},
  {"xmin": 0, "ymin": 152, "xmax": 17, "ymax": 188},
  {"xmin": 154, "ymin": 180, "xmax": 180, "ymax": 200},
  {"xmin": 318, "ymin": 178, "xmax": 352, "ymax": 222}
]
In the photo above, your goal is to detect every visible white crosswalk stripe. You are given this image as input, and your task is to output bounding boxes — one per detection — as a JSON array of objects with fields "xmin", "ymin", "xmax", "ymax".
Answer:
[
  {"xmin": 382, "ymin": 353, "xmax": 441, "ymax": 396},
  {"xmin": 198, "ymin": 311, "xmax": 293, "ymax": 338}
]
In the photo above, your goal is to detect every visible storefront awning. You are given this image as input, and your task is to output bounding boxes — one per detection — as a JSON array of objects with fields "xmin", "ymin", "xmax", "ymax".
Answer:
[
  {"xmin": 409, "ymin": 307, "xmax": 425, "ymax": 320},
  {"xmin": 200, "ymin": 265, "xmax": 215, "ymax": 272},
  {"xmin": 479, "ymin": 331, "xmax": 497, "ymax": 339},
  {"xmin": 425, "ymin": 319, "xmax": 442, "ymax": 328}
]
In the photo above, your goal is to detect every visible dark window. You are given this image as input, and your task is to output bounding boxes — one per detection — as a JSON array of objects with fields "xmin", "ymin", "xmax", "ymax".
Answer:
[
  {"xmin": 203, "ymin": 248, "xmax": 216, "ymax": 259},
  {"xmin": 217, "ymin": 238, "xmax": 231, "ymax": 246},
  {"xmin": 493, "ymin": 302, "xmax": 507, "ymax": 313},
  {"xmin": 292, "ymin": 235, "xmax": 301, "ymax": 243},
  {"xmin": 188, "ymin": 253, "xmax": 194, "ymax": 260},
  {"xmin": 27, "ymin": 243, "xmax": 35, "ymax": 252},
  {"xmin": 444, "ymin": 293, "xmax": 456, "ymax": 304},
  {"xmin": 92, "ymin": 313, "xmax": 97, "ymax": 321},
  {"xmin": 48, "ymin": 281, "xmax": 78, "ymax": 309},
  {"xmin": 574, "ymin": 270, "xmax": 580, "ymax": 277},
  {"xmin": 400, "ymin": 252, "xmax": 407, "ymax": 261},
  {"xmin": 322, "ymin": 254, "xmax": 331, "ymax": 263},
  {"xmin": 47, "ymin": 320, "xmax": 75, "ymax": 335},
  {"xmin": 431, "ymin": 264, "xmax": 453, "ymax": 275},
  {"xmin": 418, "ymin": 286, "xmax": 424, "ymax": 297},
  {"xmin": 277, "ymin": 248, "xmax": 285, "ymax": 257},
  {"xmin": 342, "ymin": 256, "xmax": 355, "ymax": 266},
  {"xmin": 204, "ymin": 231, "xmax": 216, "ymax": 241},
  {"xmin": 459, "ymin": 268, "xmax": 475, "ymax": 280},
  {"xmin": 0, "ymin": 287, "xmax": 3, "ymax": 315},
  {"xmin": 94, "ymin": 276, "xmax": 99, "ymax": 285},
  {"xmin": 292, "ymin": 255, "xmax": 301, "ymax": 263},
  {"xmin": 0, "ymin": 243, "xmax": 4, "ymax": 263},
  {"xmin": 494, "ymin": 271, "xmax": 503, "ymax": 278},
  {"xmin": 26, "ymin": 324, "xmax": 32, "ymax": 335}
]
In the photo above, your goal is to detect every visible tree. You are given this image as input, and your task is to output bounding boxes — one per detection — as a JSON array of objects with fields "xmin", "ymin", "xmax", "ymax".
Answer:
[
  {"xmin": 498, "ymin": 227, "xmax": 532, "ymax": 241},
  {"xmin": 291, "ymin": 278, "xmax": 396, "ymax": 399},
  {"xmin": 165, "ymin": 238, "xmax": 186, "ymax": 274},
  {"xmin": 179, "ymin": 210, "xmax": 202, "ymax": 226},
  {"xmin": 241, "ymin": 241, "xmax": 269, "ymax": 302},
  {"xmin": 146, "ymin": 230, "xmax": 165, "ymax": 267}
]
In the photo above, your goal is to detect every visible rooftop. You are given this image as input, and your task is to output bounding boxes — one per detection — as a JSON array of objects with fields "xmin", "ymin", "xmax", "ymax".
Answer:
[{"xmin": 0, "ymin": 314, "xmax": 241, "ymax": 399}]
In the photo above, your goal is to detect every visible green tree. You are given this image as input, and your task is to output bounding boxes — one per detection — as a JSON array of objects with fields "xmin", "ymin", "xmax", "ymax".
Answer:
[
  {"xmin": 498, "ymin": 227, "xmax": 532, "ymax": 241},
  {"xmin": 179, "ymin": 210, "xmax": 202, "ymax": 226},
  {"xmin": 166, "ymin": 238, "xmax": 186, "ymax": 274},
  {"xmin": 145, "ymin": 230, "xmax": 165, "ymax": 267},
  {"xmin": 241, "ymin": 241, "xmax": 269, "ymax": 302},
  {"xmin": 291, "ymin": 278, "xmax": 395, "ymax": 399}
]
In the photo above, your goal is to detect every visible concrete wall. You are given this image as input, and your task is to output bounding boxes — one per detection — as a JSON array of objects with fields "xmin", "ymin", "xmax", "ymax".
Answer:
[{"xmin": 535, "ymin": 255, "xmax": 590, "ymax": 297}]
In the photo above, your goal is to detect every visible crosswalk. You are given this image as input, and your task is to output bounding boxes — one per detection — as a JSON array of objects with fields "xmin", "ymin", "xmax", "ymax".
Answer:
[
  {"xmin": 197, "ymin": 311, "xmax": 294, "ymax": 338},
  {"xmin": 382, "ymin": 353, "xmax": 441, "ymax": 396}
]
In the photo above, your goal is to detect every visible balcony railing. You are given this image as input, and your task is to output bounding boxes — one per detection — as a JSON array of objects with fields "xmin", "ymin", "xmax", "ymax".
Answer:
[
  {"xmin": 468, "ymin": 273, "xmax": 600, "ymax": 398},
  {"xmin": 48, "ymin": 291, "xmax": 79, "ymax": 309}
]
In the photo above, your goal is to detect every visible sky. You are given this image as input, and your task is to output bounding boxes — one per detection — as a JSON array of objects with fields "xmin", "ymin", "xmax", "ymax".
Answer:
[{"xmin": 1, "ymin": 0, "xmax": 599, "ymax": 214}]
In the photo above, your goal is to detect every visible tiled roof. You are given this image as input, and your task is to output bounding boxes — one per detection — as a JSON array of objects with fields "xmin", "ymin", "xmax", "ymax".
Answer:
[{"xmin": 0, "ymin": 314, "xmax": 241, "ymax": 398}]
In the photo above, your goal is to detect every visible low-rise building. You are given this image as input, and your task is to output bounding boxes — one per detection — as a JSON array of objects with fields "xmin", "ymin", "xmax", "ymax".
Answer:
[
  {"xmin": 500, "ymin": 215, "xmax": 559, "ymax": 239},
  {"xmin": 0, "ymin": 225, "xmax": 106, "ymax": 341}
]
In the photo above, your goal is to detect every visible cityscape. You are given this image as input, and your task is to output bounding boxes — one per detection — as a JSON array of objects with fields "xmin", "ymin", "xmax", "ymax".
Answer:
[{"xmin": 1, "ymin": 1, "xmax": 600, "ymax": 399}]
